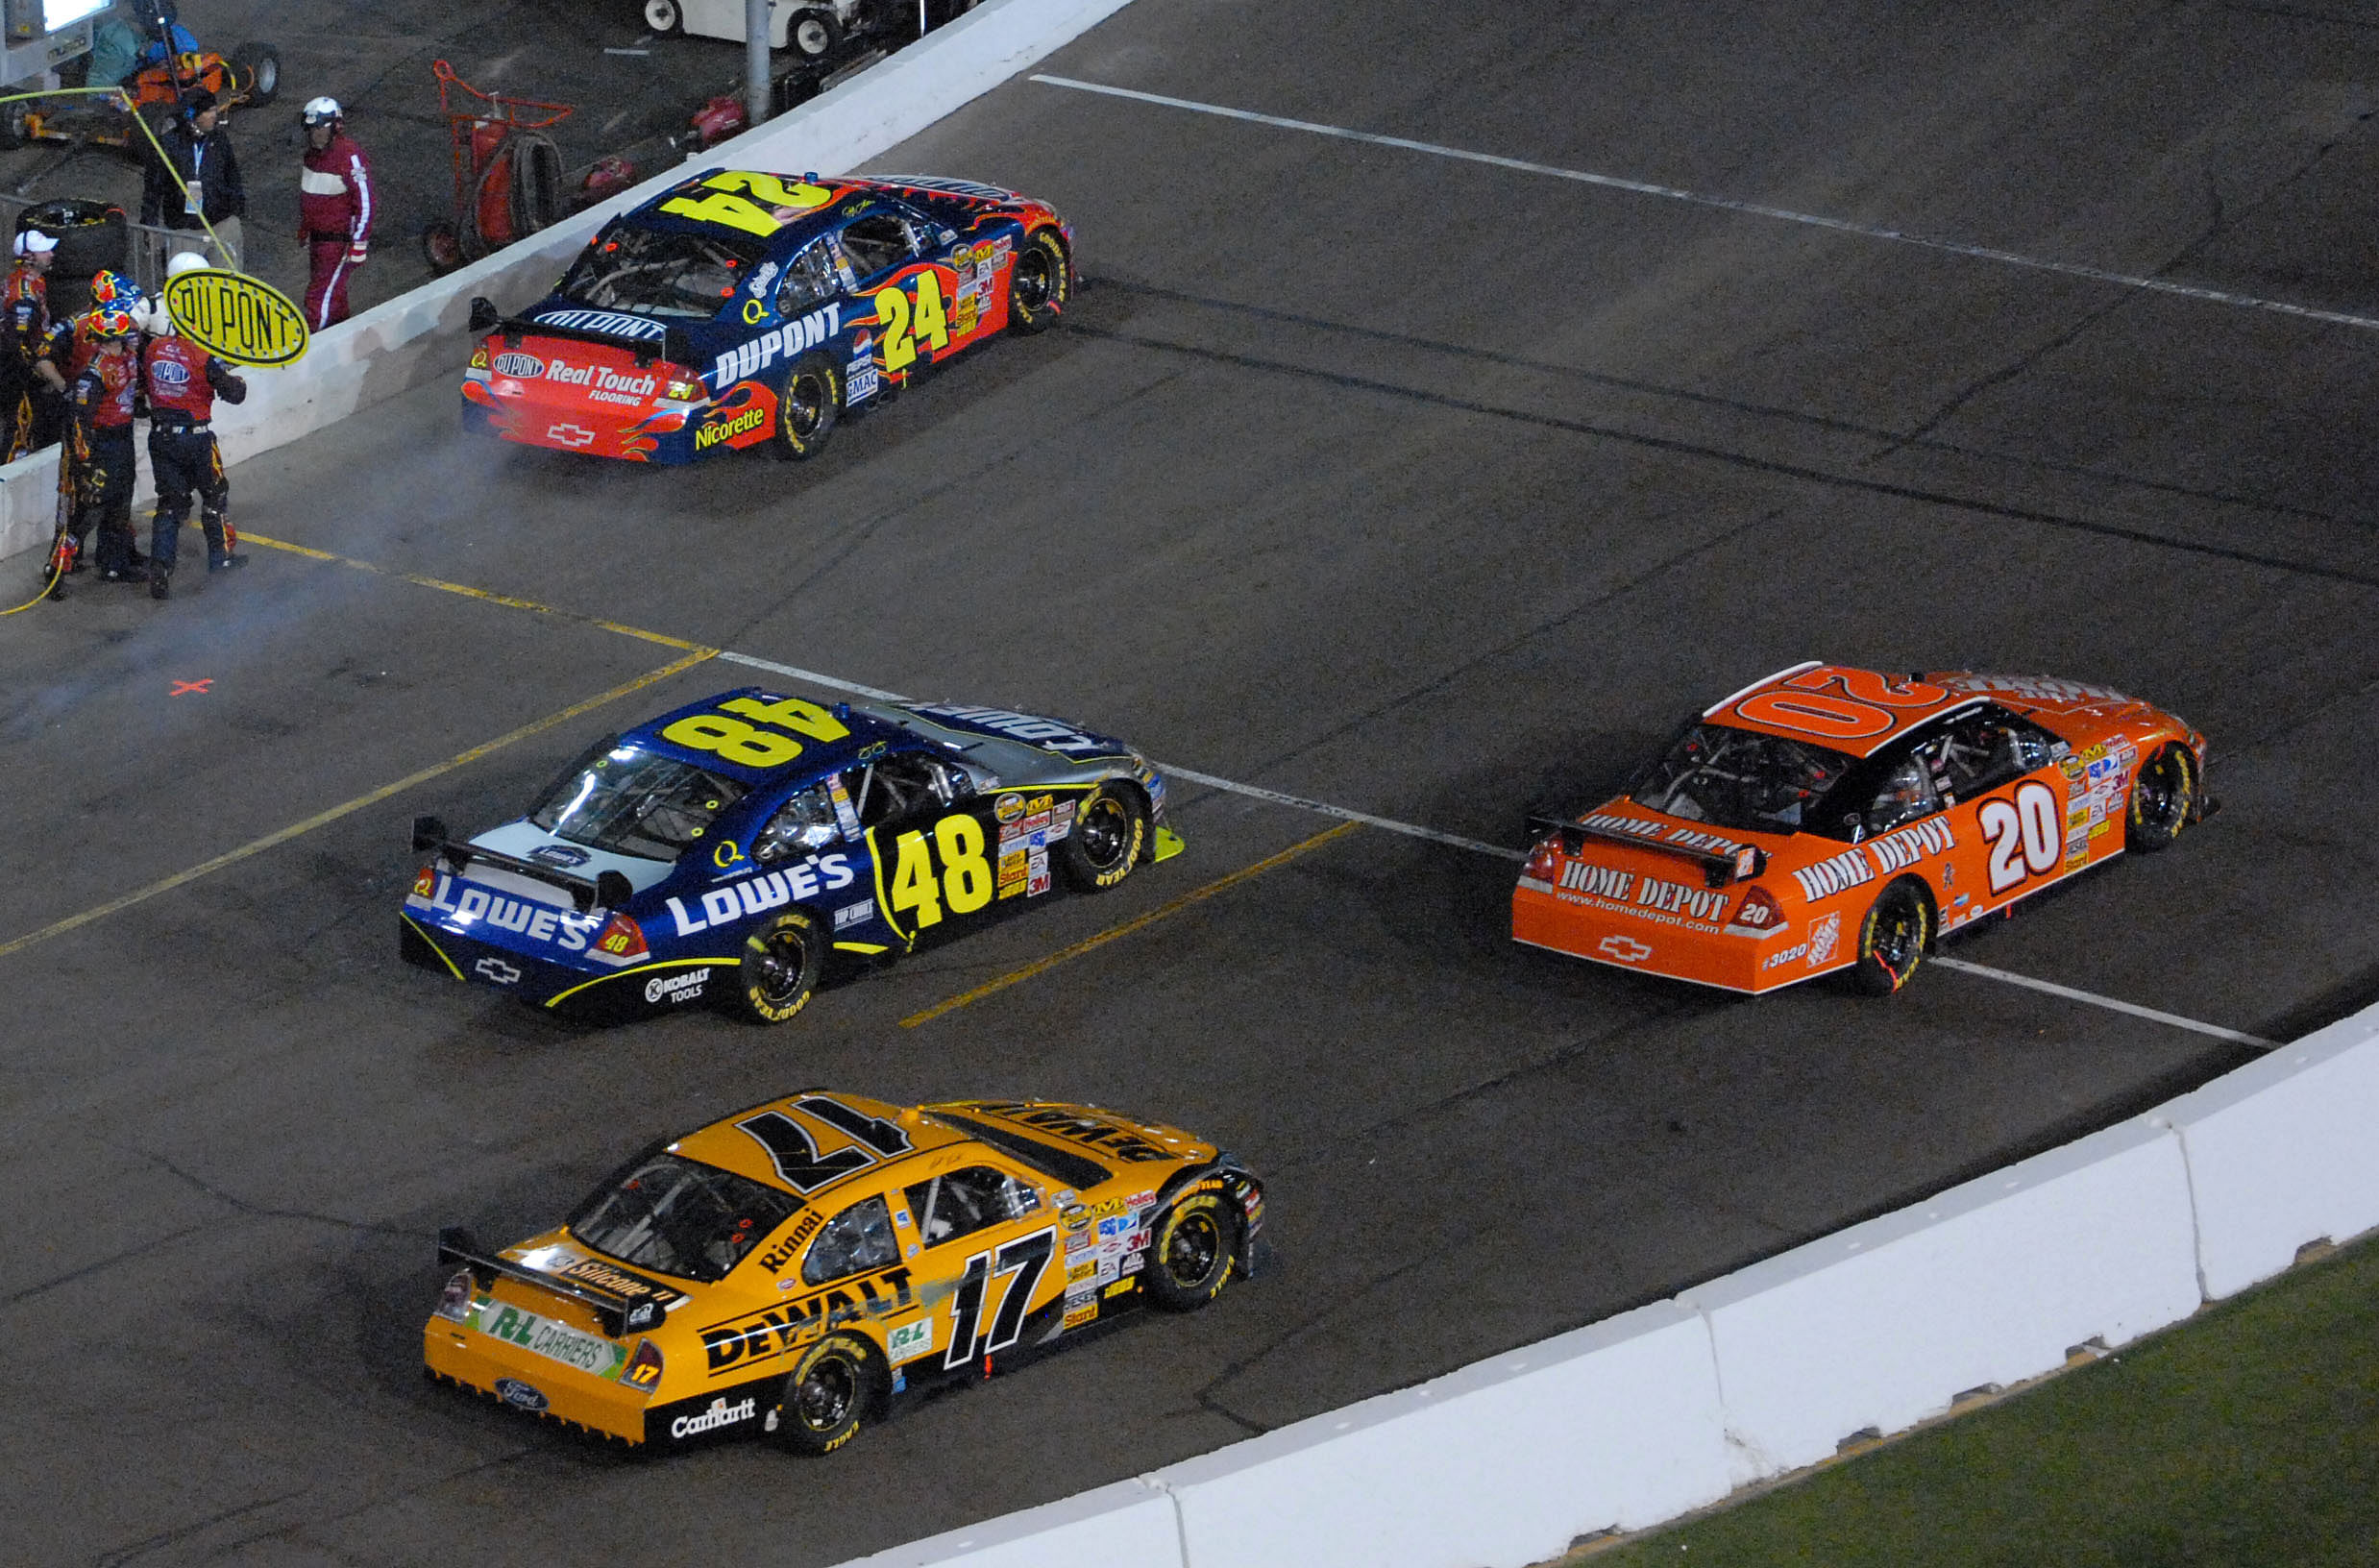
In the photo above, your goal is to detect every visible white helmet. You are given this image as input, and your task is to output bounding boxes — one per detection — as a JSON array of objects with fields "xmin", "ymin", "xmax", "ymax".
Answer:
[
  {"xmin": 135, "ymin": 298, "xmax": 175, "ymax": 336},
  {"xmin": 165, "ymin": 251, "xmax": 211, "ymax": 279},
  {"xmin": 300, "ymin": 96, "xmax": 342, "ymax": 126}
]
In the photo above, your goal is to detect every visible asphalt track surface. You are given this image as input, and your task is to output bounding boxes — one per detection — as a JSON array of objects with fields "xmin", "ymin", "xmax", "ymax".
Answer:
[{"xmin": 8, "ymin": 2, "xmax": 2379, "ymax": 1561}]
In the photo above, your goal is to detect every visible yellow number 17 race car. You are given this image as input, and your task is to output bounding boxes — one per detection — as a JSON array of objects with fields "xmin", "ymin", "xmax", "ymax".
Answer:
[{"xmin": 424, "ymin": 1091, "xmax": 1263, "ymax": 1453}]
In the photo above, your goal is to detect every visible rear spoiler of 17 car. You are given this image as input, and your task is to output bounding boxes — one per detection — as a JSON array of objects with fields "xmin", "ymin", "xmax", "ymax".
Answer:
[
  {"xmin": 1525, "ymin": 813, "xmax": 1767, "ymax": 890},
  {"xmin": 437, "ymin": 1226, "xmax": 663, "ymax": 1337}
]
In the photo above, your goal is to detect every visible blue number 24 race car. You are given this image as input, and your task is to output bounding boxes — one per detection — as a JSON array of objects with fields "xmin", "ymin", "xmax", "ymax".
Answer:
[
  {"xmin": 459, "ymin": 169, "xmax": 1075, "ymax": 463},
  {"xmin": 400, "ymin": 690, "xmax": 1179, "ymax": 1024}
]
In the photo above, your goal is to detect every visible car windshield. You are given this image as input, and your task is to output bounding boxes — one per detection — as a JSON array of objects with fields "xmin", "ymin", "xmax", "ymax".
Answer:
[
  {"xmin": 528, "ymin": 741, "xmax": 747, "ymax": 862},
  {"xmin": 1630, "ymin": 723, "xmax": 1855, "ymax": 835},
  {"xmin": 556, "ymin": 223, "xmax": 763, "ymax": 319},
  {"xmin": 570, "ymin": 1153, "xmax": 803, "ymax": 1284}
]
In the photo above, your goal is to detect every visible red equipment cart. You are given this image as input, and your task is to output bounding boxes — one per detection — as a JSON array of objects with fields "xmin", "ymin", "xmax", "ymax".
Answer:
[{"xmin": 419, "ymin": 59, "xmax": 573, "ymax": 276}]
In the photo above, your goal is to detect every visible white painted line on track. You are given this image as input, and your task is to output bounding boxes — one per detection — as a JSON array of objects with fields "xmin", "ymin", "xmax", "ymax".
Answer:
[
  {"xmin": 1031, "ymin": 74, "xmax": 2379, "ymax": 336},
  {"xmin": 726, "ymin": 650, "xmax": 2269, "ymax": 1045},
  {"xmin": 1932, "ymin": 957, "xmax": 2278, "ymax": 1050}
]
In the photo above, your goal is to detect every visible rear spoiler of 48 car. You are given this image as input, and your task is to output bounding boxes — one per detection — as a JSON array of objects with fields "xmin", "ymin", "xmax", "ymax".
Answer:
[
  {"xmin": 412, "ymin": 815, "xmax": 632, "ymax": 914},
  {"xmin": 1525, "ymin": 813, "xmax": 1768, "ymax": 890}
]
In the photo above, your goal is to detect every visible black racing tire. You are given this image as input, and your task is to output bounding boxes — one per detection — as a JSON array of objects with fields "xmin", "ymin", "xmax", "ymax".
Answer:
[
  {"xmin": 1849, "ymin": 878, "xmax": 1931, "ymax": 996},
  {"xmin": 788, "ymin": 8, "xmax": 842, "ymax": 59},
  {"xmin": 774, "ymin": 354, "xmax": 841, "ymax": 461},
  {"xmin": 1145, "ymin": 1191, "xmax": 1238, "ymax": 1312},
  {"xmin": 1005, "ymin": 226, "xmax": 1070, "ymax": 334},
  {"xmin": 420, "ymin": 220, "xmax": 464, "ymax": 276},
  {"xmin": 0, "ymin": 98, "xmax": 31, "ymax": 150},
  {"xmin": 2125, "ymin": 743, "xmax": 2196, "ymax": 853},
  {"xmin": 643, "ymin": 0, "xmax": 685, "ymax": 34},
  {"xmin": 1056, "ymin": 784, "xmax": 1146, "ymax": 893},
  {"xmin": 733, "ymin": 909, "xmax": 822, "ymax": 1023},
  {"xmin": 770, "ymin": 1333, "xmax": 880, "ymax": 1456},
  {"xmin": 231, "ymin": 43, "xmax": 281, "ymax": 107}
]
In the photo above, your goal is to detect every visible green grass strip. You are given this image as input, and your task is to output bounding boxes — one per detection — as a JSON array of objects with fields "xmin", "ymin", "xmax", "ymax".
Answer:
[{"xmin": 1585, "ymin": 1235, "xmax": 2379, "ymax": 1567}]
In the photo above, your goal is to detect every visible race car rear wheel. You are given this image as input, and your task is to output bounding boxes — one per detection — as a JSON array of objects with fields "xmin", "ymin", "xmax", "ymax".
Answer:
[
  {"xmin": 771, "ymin": 1333, "xmax": 880, "ymax": 1456},
  {"xmin": 1005, "ymin": 227, "xmax": 1070, "ymax": 334},
  {"xmin": 1146, "ymin": 1192, "xmax": 1238, "ymax": 1311},
  {"xmin": 733, "ymin": 910, "xmax": 822, "ymax": 1023},
  {"xmin": 775, "ymin": 354, "xmax": 841, "ymax": 461},
  {"xmin": 2125, "ymin": 743, "xmax": 2196, "ymax": 853},
  {"xmin": 1849, "ymin": 878, "xmax": 1930, "ymax": 996},
  {"xmin": 1057, "ymin": 784, "xmax": 1145, "ymax": 893}
]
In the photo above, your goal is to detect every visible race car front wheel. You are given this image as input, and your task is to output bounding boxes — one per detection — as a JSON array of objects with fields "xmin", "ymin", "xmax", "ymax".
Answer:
[
  {"xmin": 1146, "ymin": 1192, "xmax": 1239, "ymax": 1311},
  {"xmin": 1006, "ymin": 227, "xmax": 1071, "ymax": 334},
  {"xmin": 734, "ymin": 910, "xmax": 822, "ymax": 1023},
  {"xmin": 1057, "ymin": 785, "xmax": 1146, "ymax": 893},
  {"xmin": 1849, "ymin": 879, "xmax": 1930, "ymax": 996},
  {"xmin": 776, "ymin": 355, "xmax": 841, "ymax": 461},
  {"xmin": 2125, "ymin": 744, "xmax": 2196, "ymax": 853},
  {"xmin": 771, "ymin": 1333, "xmax": 880, "ymax": 1456}
]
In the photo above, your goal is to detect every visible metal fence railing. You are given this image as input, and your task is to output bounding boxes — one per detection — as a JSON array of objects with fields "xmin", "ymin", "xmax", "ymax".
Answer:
[{"xmin": 0, "ymin": 192, "xmax": 235, "ymax": 301}]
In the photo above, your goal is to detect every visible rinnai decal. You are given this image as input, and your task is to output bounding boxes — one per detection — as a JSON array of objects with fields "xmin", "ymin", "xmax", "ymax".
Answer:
[
  {"xmin": 1598, "ymin": 935, "xmax": 1654, "ymax": 964},
  {"xmin": 666, "ymin": 853, "xmax": 858, "ymax": 935},
  {"xmin": 670, "ymin": 1396, "xmax": 757, "ymax": 1439}
]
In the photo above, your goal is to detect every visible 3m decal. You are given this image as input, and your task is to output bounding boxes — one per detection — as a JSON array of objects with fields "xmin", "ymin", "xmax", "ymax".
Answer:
[
  {"xmin": 942, "ymin": 1229, "xmax": 1056, "ymax": 1370},
  {"xmin": 659, "ymin": 170, "xmax": 835, "ymax": 236},
  {"xmin": 1978, "ymin": 781, "xmax": 2063, "ymax": 894}
]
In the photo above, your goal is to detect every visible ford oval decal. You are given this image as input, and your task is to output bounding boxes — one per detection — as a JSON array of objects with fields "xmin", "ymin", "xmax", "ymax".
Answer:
[{"xmin": 495, "ymin": 1378, "xmax": 549, "ymax": 1411}]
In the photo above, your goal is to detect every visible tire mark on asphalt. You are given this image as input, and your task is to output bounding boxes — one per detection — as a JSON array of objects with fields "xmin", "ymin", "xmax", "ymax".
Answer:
[{"xmin": 1072, "ymin": 325, "xmax": 2379, "ymax": 589}]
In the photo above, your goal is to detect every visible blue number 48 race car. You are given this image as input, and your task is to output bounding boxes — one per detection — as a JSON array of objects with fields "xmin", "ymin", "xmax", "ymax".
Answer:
[
  {"xmin": 400, "ymin": 690, "xmax": 1179, "ymax": 1024},
  {"xmin": 459, "ymin": 168, "xmax": 1075, "ymax": 463}
]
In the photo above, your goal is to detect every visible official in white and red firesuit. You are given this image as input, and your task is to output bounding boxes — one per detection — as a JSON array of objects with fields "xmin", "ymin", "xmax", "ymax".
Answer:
[
  {"xmin": 136, "ymin": 255, "xmax": 248, "ymax": 600},
  {"xmin": 298, "ymin": 96, "xmax": 373, "ymax": 331}
]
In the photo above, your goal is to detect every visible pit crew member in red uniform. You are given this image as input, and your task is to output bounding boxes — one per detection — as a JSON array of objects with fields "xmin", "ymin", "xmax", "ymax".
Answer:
[
  {"xmin": 3, "ymin": 229, "xmax": 58, "ymax": 459},
  {"xmin": 299, "ymin": 96, "xmax": 373, "ymax": 331},
  {"xmin": 60, "ymin": 306, "xmax": 145, "ymax": 586},
  {"xmin": 137, "ymin": 256, "xmax": 248, "ymax": 600}
]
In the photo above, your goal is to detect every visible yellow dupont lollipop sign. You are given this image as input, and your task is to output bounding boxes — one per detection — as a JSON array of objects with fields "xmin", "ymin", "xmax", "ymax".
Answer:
[{"xmin": 160, "ymin": 271, "xmax": 310, "ymax": 367}]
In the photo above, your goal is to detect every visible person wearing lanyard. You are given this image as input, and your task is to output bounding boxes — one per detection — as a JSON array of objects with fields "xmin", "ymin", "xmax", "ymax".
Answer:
[{"xmin": 141, "ymin": 89, "xmax": 247, "ymax": 269}]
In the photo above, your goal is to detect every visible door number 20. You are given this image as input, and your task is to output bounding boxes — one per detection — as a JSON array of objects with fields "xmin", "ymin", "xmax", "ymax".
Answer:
[{"xmin": 1977, "ymin": 781, "xmax": 2062, "ymax": 894}]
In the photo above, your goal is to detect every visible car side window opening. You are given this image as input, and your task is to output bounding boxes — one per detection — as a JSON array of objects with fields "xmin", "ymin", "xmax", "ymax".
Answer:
[
  {"xmin": 800, "ymin": 1193, "xmax": 900, "ymax": 1286},
  {"xmin": 1860, "ymin": 753, "xmax": 1942, "ymax": 837},
  {"xmin": 838, "ymin": 213, "xmax": 919, "ymax": 281},
  {"xmin": 852, "ymin": 753, "xmax": 968, "ymax": 827},
  {"xmin": 753, "ymin": 780, "xmax": 843, "ymax": 864},
  {"xmin": 902, "ymin": 1165, "xmax": 1042, "ymax": 1247},
  {"xmin": 774, "ymin": 236, "xmax": 844, "ymax": 316},
  {"xmin": 1932, "ymin": 707, "xmax": 2055, "ymax": 798}
]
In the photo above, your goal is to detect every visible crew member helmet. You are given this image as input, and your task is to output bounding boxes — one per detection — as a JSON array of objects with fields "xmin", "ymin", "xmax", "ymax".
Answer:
[
  {"xmin": 90, "ymin": 270, "xmax": 141, "ymax": 306},
  {"xmin": 165, "ymin": 251, "xmax": 210, "ymax": 280},
  {"xmin": 300, "ymin": 96, "xmax": 342, "ymax": 127},
  {"xmin": 87, "ymin": 307, "xmax": 139, "ymax": 339}
]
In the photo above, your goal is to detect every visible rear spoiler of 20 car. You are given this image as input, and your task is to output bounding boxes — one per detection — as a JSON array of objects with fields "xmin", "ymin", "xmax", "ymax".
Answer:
[
  {"xmin": 1525, "ymin": 813, "xmax": 1768, "ymax": 889},
  {"xmin": 412, "ymin": 815, "xmax": 633, "ymax": 914}
]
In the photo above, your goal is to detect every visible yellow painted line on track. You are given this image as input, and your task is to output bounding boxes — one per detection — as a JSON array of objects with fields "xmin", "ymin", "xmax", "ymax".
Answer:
[
  {"xmin": 900, "ymin": 821, "xmax": 1360, "ymax": 1028},
  {"xmin": 243, "ymin": 533, "xmax": 713, "ymax": 651},
  {"xmin": 0, "ymin": 649, "xmax": 717, "ymax": 962}
]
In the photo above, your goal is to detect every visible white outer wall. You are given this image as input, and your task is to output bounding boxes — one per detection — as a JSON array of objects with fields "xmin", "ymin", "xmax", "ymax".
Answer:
[
  {"xmin": 831, "ymin": 1004, "xmax": 2379, "ymax": 1568},
  {"xmin": 0, "ymin": 0, "xmax": 1137, "ymax": 566}
]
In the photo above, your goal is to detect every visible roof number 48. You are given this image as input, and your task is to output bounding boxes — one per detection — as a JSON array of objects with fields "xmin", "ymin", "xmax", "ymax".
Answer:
[{"xmin": 662, "ymin": 696, "xmax": 850, "ymax": 769}]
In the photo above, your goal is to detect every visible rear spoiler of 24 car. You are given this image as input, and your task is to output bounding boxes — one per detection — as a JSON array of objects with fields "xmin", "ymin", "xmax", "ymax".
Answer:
[
  {"xmin": 466, "ymin": 296, "xmax": 698, "ymax": 374},
  {"xmin": 412, "ymin": 815, "xmax": 634, "ymax": 914},
  {"xmin": 1524, "ymin": 813, "xmax": 1768, "ymax": 890}
]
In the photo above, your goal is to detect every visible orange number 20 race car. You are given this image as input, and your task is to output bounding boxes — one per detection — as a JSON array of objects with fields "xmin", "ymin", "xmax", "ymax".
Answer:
[
  {"xmin": 425, "ymin": 1091, "xmax": 1262, "ymax": 1454},
  {"xmin": 1513, "ymin": 662, "xmax": 2213, "ymax": 994}
]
